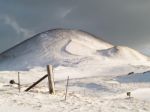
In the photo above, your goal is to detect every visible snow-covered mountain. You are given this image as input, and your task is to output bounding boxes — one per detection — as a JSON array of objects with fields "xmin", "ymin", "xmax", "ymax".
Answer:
[
  {"xmin": 0, "ymin": 29, "xmax": 149, "ymax": 75},
  {"xmin": 0, "ymin": 29, "xmax": 150, "ymax": 112}
]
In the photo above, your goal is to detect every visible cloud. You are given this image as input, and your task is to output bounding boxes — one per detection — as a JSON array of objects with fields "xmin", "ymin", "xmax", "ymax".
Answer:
[
  {"xmin": 58, "ymin": 8, "xmax": 74, "ymax": 19},
  {"xmin": 0, "ymin": 15, "xmax": 33, "ymax": 38},
  {"xmin": 0, "ymin": 0, "xmax": 150, "ymax": 55}
]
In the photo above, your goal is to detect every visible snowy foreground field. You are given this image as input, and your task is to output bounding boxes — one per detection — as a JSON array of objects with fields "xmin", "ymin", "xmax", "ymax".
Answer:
[{"xmin": 0, "ymin": 69, "xmax": 150, "ymax": 112}]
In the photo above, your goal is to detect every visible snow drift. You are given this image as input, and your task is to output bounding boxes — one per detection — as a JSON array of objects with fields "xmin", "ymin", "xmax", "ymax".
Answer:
[
  {"xmin": 0, "ymin": 29, "xmax": 149, "ymax": 74},
  {"xmin": 117, "ymin": 71, "xmax": 150, "ymax": 83}
]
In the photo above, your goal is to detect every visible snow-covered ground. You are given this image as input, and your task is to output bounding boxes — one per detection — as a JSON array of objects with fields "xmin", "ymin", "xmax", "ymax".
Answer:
[
  {"xmin": 0, "ymin": 70, "xmax": 150, "ymax": 112},
  {"xmin": 0, "ymin": 29, "xmax": 150, "ymax": 112}
]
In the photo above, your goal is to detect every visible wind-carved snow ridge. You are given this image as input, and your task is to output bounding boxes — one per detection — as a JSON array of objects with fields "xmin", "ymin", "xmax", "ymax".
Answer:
[
  {"xmin": 96, "ymin": 46, "xmax": 149, "ymax": 61},
  {"xmin": 0, "ymin": 29, "xmax": 149, "ymax": 76}
]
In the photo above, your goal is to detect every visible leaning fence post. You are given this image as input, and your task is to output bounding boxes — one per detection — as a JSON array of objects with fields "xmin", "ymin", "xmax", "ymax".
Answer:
[
  {"xmin": 25, "ymin": 74, "xmax": 48, "ymax": 92},
  {"xmin": 47, "ymin": 65, "xmax": 55, "ymax": 94}
]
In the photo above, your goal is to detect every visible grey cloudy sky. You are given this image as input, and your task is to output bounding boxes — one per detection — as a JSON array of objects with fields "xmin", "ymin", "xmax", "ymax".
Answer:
[{"xmin": 0, "ymin": 0, "xmax": 150, "ymax": 55}]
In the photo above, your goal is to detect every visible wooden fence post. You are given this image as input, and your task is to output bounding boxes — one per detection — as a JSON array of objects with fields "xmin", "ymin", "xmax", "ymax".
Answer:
[
  {"xmin": 65, "ymin": 76, "xmax": 69, "ymax": 101},
  {"xmin": 18, "ymin": 72, "xmax": 21, "ymax": 92},
  {"xmin": 47, "ymin": 65, "xmax": 55, "ymax": 94}
]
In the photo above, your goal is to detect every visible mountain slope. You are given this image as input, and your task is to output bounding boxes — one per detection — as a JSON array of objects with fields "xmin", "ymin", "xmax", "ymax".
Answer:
[{"xmin": 0, "ymin": 29, "xmax": 149, "ymax": 73}]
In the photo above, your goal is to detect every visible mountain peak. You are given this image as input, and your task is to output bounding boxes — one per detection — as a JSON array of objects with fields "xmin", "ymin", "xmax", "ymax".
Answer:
[{"xmin": 0, "ymin": 29, "xmax": 149, "ymax": 71}]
